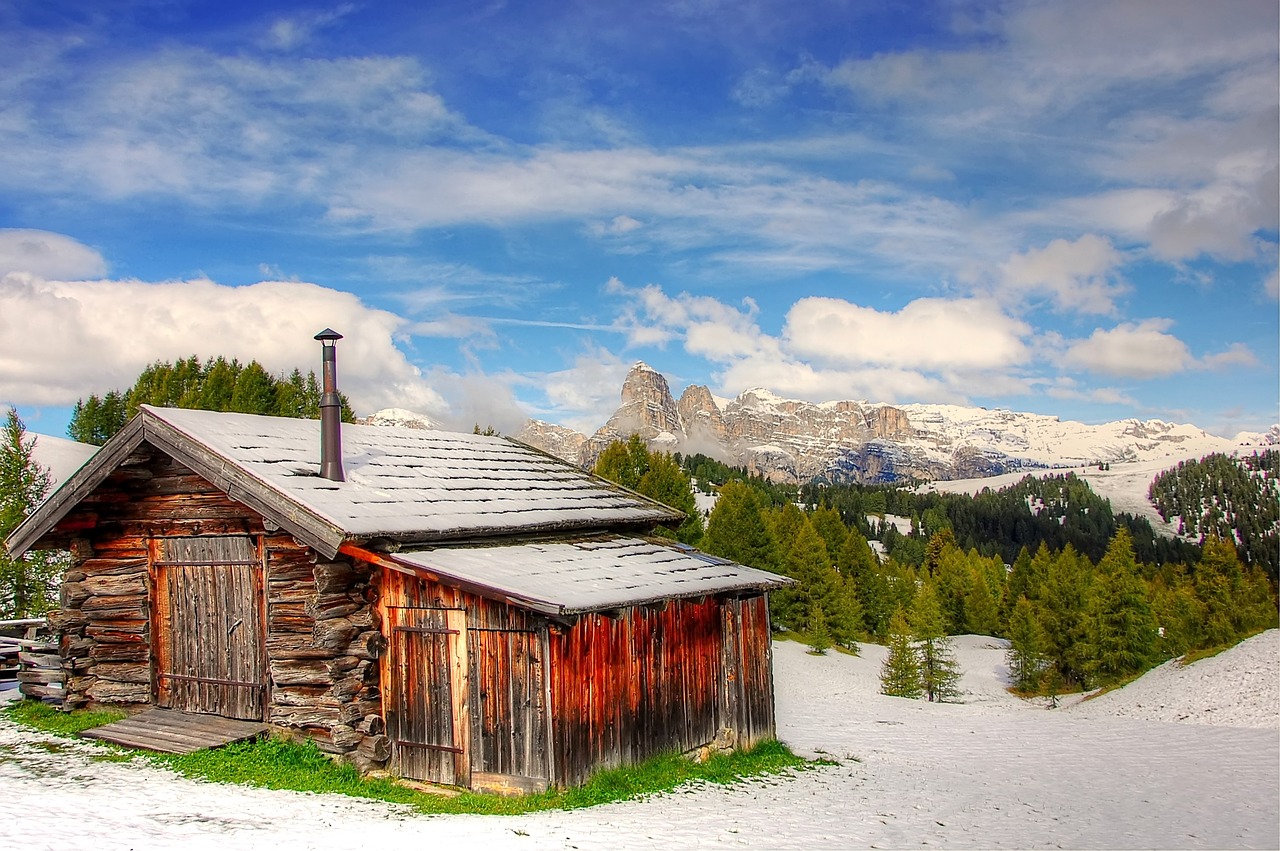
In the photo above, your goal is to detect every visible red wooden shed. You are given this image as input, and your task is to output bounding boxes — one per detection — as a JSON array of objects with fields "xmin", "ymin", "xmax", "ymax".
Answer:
[{"xmin": 6, "ymin": 405, "xmax": 787, "ymax": 792}]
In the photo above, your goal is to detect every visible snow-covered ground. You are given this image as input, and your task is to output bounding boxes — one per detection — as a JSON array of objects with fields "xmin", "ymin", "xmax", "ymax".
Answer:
[{"xmin": 1, "ymin": 632, "xmax": 1276, "ymax": 850}]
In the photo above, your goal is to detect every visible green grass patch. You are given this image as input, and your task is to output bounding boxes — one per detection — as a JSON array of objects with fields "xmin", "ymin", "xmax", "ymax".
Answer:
[
  {"xmin": 0, "ymin": 696, "xmax": 814, "ymax": 819},
  {"xmin": 146, "ymin": 736, "xmax": 817, "ymax": 815},
  {"xmin": 3, "ymin": 697, "xmax": 821, "ymax": 814},
  {"xmin": 1179, "ymin": 629, "xmax": 1270, "ymax": 667},
  {"xmin": 3, "ymin": 700, "xmax": 125, "ymax": 736}
]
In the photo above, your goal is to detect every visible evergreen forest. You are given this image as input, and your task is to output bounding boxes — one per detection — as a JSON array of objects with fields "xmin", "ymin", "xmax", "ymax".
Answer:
[
  {"xmin": 649, "ymin": 448, "xmax": 1278, "ymax": 693},
  {"xmin": 68, "ymin": 356, "xmax": 355, "ymax": 445},
  {"xmin": 1148, "ymin": 451, "xmax": 1279, "ymax": 582}
]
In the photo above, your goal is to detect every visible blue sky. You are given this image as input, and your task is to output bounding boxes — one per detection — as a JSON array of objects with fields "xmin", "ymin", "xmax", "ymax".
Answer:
[{"xmin": 1, "ymin": 0, "xmax": 1276, "ymax": 439}]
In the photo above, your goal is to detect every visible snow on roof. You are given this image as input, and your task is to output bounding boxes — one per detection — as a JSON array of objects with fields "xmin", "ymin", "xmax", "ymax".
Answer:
[
  {"xmin": 30, "ymin": 433, "xmax": 98, "ymax": 492},
  {"xmin": 143, "ymin": 406, "xmax": 681, "ymax": 547},
  {"xmin": 391, "ymin": 535, "xmax": 788, "ymax": 615}
]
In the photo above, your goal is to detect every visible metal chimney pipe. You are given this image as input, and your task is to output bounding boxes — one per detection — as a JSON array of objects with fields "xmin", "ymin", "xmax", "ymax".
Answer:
[{"xmin": 314, "ymin": 328, "xmax": 345, "ymax": 482}]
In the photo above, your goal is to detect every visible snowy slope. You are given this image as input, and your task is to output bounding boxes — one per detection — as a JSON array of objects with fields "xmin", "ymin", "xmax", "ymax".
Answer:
[{"xmin": 1, "ymin": 632, "xmax": 1276, "ymax": 850}]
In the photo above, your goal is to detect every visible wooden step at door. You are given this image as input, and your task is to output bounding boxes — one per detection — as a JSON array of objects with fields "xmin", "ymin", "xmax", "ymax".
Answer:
[{"xmin": 81, "ymin": 708, "xmax": 269, "ymax": 754}]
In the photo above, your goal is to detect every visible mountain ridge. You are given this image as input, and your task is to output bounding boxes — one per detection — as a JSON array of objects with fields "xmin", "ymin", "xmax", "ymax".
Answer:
[{"xmin": 513, "ymin": 363, "xmax": 1277, "ymax": 484}]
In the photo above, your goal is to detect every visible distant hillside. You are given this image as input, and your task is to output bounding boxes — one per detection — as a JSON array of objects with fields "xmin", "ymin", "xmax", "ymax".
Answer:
[{"xmin": 1149, "ymin": 451, "xmax": 1279, "ymax": 581}]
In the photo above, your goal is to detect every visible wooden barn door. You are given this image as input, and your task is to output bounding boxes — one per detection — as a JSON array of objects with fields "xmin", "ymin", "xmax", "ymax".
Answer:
[
  {"xmin": 468, "ymin": 627, "xmax": 550, "ymax": 793},
  {"xmin": 152, "ymin": 535, "xmax": 265, "ymax": 720},
  {"xmin": 386, "ymin": 607, "xmax": 470, "ymax": 786}
]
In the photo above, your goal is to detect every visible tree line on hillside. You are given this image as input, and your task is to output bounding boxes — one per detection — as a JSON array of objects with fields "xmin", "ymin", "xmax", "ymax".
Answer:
[
  {"xmin": 1148, "ymin": 451, "xmax": 1279, "ymax": 582},
  {"xmin": 69, "ymin": 356, "xmax": 354, "ymax": 445},
  {"xmin": 597, "ymin": 442, "xmax": 1277, "ymax": 697},
  {"xmin": 677, "ymin": 452, "xmax": 1199, "ymax": 569}
]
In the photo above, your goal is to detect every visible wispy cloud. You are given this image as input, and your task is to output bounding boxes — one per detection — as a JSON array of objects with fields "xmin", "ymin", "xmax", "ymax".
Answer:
[{"xmin": 262, "ymin": 4, "xmax": 358, "ymax": 51}]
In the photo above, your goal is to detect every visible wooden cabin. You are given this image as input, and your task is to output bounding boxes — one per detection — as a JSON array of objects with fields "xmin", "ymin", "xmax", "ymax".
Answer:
[{"xmin": 6, "ymin": 405, "xmax": 787, "ymax": 792}]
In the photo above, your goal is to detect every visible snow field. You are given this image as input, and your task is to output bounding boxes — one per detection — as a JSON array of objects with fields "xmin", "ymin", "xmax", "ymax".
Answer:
[{"xmin": 0, "ymin": 632, "xmax": 1275, "ymax": 850}]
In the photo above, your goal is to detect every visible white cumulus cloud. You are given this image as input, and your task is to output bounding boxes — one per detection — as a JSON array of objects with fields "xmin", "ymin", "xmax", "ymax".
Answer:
[
  {"xmin": 0, "ymin": 274, "xmax": 444, "ymax": 415},
  {"xmin": 998, "ymin": 235, "xmax": 1126, "ymax": 315},
  {"xmin": 783, "ymin": 296, "xmax": 1030, "ymax": 371},
  {"xmin": 0, "ymin": 230, "xmax": 108, "ymax": 280},
  {"xmin": 1062, "ymin": 320, "xmax": 1193, "ymax": 378}
]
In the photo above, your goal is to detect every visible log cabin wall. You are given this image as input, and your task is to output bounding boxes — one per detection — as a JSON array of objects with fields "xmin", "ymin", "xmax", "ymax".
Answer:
[
  {"xmin": 378, "ymin": 568, "xmax": 551, "ymax": 791},
  {"xmin": 42, "ymin": 444, "xmax": 389, "ymax": 770},
  {"xmin": 548, "ymin": 593, "xmax": 776, "ymax": 789}
]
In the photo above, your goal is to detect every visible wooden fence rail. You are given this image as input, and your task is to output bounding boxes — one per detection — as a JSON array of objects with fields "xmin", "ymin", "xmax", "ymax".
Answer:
[{"xmin": 0, "ymin": 618, "xmax": 64, "ymax": 704}]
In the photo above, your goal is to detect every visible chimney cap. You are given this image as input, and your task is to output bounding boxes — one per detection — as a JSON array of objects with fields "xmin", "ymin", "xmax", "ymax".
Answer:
[{"xmin": 314, "ymin": 328, "xmax": 343, "ymax": 343}]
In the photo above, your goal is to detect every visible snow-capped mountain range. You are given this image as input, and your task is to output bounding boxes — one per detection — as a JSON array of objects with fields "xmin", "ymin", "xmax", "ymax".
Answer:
[
  {"xmin": 358, "ymin": 362, "xmax": 1274, "ymax": 485},
  {"xmin": 512, "ymin": 363, "xmax": 1276, "ymax": 484}
]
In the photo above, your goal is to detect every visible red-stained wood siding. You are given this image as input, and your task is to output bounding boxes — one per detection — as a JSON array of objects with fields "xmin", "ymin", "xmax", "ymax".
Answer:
[
  {"xmin": 548, "ymin": 593, "xmax": 776, "ymax": 789},
  {"xmin": 382, "ymin": 570, "xmax": 777, "ymax": 790},
  {"xmin": 721, "ymin": 595, "xmax": 775, "ymax": 748}
]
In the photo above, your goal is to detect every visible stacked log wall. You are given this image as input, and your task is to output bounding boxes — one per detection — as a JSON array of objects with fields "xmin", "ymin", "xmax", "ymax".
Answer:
[{"xmin": 39, "ymin": 445, "xmax": 389, "ymax": 771}]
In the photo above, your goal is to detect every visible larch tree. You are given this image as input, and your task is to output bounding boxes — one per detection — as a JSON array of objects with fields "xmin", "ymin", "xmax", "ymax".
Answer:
[
  {"xmin": 593, "ymin": 434, "xmax": 649, "ymax": 490},
  {"xmin": 702, "ymin": 480, "xmax": 778, "ymax": 572},
  {"xmin": 909, "ymin": 579, "xmax": 962, "ymax": 702},
  {"xmin": 778, "ymin": 516, "xmax": 861, "ymax": 651},
  {"xmin": 879, "ymin": 608, "xmax": 922, "ymax": 698},
  {"xmin": 637, "ymin": 451, "xmax": 704, "ymax": 545},
  {"xmin": 1006, "ymin": 596, "xmax": 1050, "ymax": 692},
  {"xmin": 838, "ymin": 527, "xmax": 890, "ymax": 638},
  {"xmin": 593, "ymin": 436, "xmax": 704, "ymax": 545},
  {"xmin": 1083, "ymin": 528, "xmax": 1159, "ymax": 686}
]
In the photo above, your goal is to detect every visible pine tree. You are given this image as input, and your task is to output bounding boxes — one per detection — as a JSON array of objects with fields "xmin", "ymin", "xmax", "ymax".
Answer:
[
  {"xmin": 838, "ymin": 527, "xmax": 889, "ymax": 637},
  {"xmin": 963, "ymin": 553, "xmax": 1003, "ymax": 636},
  {"xmin": 593, "ymin": 434, "xmax": 649, "ymax": 490},
  {"xmin": 230, "ymin": 361, "xmax": 277, "ymax": 414},
  {"xmin": 909, "ymin": 580, "xmax": 962, "ymax": 702},
  {"xmin": 879, "ymin": 608, "xmax": 922, "ymax": 698},
  {"xmin": 809, "ymin": 505, "xmax": 848, "ymax": 563},
  {"xmin": 0, "ymin": 409, "xmax": 65, "ymax": 617},
  {"xmin": 1038, "ymin": 544, "xmax": 1092, "ymax": 686},
  {"xmin": 70, "ymin": 357, "xmax": 355, "ymax": 444},
  {"xmin": 593, "ymin": 438, "xmax": 704, "ymax": 545},
  {"xmin": 637, "ymin": 451, "xmax": 704, "ymax": 545}
]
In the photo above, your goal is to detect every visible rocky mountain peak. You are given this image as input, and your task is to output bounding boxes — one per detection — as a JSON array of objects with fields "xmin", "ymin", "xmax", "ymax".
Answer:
[
  {"xmin": 514, "ymin": 364, "xmax": 1264, "ymax": 486},
  {"xmin": 581, "ymin": 361, "xmax": 685, "ymax": 465},
  {"xmin": 677, "ymin": 384, "xmax": 727, "ymax": 449},
  {"xmin": 360, "ymin": 408, "xmax": 438, "ymax": 429}
]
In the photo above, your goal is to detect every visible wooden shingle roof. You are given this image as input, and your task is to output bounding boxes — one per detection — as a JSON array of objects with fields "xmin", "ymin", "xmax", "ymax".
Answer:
[
  {"xmin": 7, "ymin": 406, "xmax": 683, "ymax": 559},
  {"xmin": 387, "ymin": 535, "xmax": 787, "ymax": 615}
]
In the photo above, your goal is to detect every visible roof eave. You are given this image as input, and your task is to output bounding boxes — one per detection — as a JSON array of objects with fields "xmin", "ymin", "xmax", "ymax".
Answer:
[
  {"xmin": 5, "ymin": 408, "xmax": 348, "ymax": 560},
  {"xmin": 140, "ymin": 415, "xmax": 346, "ymax": 558}
]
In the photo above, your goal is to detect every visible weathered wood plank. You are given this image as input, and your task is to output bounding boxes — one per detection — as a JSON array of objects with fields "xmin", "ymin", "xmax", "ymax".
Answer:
[{"xmin": 81, "ymin": 709, "xmax": 268, "ymax": 754}]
